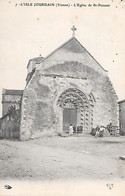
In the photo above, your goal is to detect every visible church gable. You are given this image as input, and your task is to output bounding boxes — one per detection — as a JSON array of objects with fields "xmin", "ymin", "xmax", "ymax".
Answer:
[
  {"xmin": 37, "ymin": 37, "xmax": 107, "ymax": 76},
  {"xmin": 60, "ymin": 37, "xmax": 85, "ymax": 53}
]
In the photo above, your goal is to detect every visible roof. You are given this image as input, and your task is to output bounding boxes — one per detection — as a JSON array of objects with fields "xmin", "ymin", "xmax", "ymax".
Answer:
[
  {"xmin": 37, "ymin": 37, "xmax": 107, "ymax": 72},
  {"xmin": 118, "ymin": 99, "xmax": 125, "ymax": 104},
  {"xmin": 2, "ymin": 89, "xmax": 23, "ymax": 95},
  {"xmin": 27, "ymin": 56, "xmax": 44, "ymax": 68},
  {"xmin": 26, "ymin": 36, "xmax": 108, "ymax": 84}
]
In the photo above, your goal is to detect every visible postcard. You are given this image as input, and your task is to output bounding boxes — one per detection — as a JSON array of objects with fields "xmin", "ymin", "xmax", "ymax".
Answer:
[{"xmin": 0, "ymin": 0, "xmax": 125, "ymax": 195}]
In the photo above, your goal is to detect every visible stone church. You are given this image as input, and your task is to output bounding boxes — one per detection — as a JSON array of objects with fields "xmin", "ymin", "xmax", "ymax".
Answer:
[{"xmin": 1, "ymin": 27, "xmax": 119, "ymax": 140}]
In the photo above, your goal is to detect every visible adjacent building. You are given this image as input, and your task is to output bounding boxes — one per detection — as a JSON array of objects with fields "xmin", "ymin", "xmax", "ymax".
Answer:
[{"xmin": 118, "ymin": 99, "xmax": 125, "ymax": 135}]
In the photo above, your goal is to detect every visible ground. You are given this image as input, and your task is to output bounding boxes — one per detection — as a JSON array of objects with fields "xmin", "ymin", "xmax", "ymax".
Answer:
[{"xmin": 0, "ymin": 135, "xmax": 125, "ymax": 180}]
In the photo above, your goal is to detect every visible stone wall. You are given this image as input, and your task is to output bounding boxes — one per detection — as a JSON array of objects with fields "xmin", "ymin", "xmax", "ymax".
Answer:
[
  {"xmin": 0, "ymin": 119, "xmax": 2, "ymax": 137},
  {"xmin": 20, "ymin": 61, "xmax": 118, "ymax": 140},
  {"xmin": 2, "ymin": 89, "xmax": 22, "ymax": 116},
  {"xmin": 119, "ymin": 101, "xmax": 125, "ymax": 135},
  {"xmin": 20, "ymin": 37, "xmax": 118, "ymax": 140},
  {"xmin": 1, "ymin": 109, "xmax": 21, "ymax": 139}
]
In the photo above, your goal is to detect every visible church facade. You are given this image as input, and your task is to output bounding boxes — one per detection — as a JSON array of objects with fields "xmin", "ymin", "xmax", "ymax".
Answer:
[{"xmin": 1, "ymin": 33, "xmax": 119, "ymax": 140}]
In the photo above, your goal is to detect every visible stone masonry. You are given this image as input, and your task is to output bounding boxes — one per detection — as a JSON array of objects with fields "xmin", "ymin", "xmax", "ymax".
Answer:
[{"xmin": 19, "ymin": 37, "xmax": 119, "ymax": 140}]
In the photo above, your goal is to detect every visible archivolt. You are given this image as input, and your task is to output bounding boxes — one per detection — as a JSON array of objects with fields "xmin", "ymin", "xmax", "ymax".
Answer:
[{"xmin": 57, "ymin": 88, "xmax": 93, "ymax": 131}]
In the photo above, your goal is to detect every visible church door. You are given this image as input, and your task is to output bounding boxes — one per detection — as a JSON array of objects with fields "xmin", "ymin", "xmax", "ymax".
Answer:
[
  {"xmin": 58, "ymin": 88, "xmax": 95, "ymax": 133},
  {"xmin": 63, "ymin": 108, "xmax": 77, "ymax": 132}
]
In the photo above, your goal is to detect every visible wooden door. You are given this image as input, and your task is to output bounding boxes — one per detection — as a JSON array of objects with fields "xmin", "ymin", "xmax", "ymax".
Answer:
[{"xmin": 63, "ymin": 108, "xmax": 77, "ymax": 132}]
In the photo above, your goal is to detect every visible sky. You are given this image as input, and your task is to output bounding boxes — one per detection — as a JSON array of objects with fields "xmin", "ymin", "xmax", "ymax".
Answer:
[{"xmin": 0, "ymin": 0, "xmax": 125, "ymax": 117}]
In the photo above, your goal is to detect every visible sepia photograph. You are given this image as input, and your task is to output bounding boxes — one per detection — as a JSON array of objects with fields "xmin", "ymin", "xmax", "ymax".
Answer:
[{"xmin": 0, "ymin": 0, "xmax": 125, "ymax": 195}]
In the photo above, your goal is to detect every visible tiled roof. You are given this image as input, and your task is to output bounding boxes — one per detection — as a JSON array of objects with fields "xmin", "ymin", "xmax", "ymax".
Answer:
[
  {"xmin": 27, "ymin": 56, "xmax": 44, "ymax": 68},
  {"xmin": 3, "ymin": 89, "xmax": 23, "ymax": 95},
  {"xmin": 30, "ymin": 56, "xmax": 44, "ymax": 63}
]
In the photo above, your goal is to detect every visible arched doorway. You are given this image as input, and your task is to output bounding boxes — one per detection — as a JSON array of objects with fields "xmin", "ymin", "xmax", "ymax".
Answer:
[
  {"xmin": 63, "ymin": 100, "xmax": 78, "ymax": 131},
  {"xmin": 57, "ymin": 88, "xmax": 94, "ymax": 133}
]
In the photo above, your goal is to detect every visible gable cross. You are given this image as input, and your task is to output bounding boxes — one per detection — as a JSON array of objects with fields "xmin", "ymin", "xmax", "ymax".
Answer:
[{"xmin": 71, "ymin": 25, "xmax": 77, "ymax": 37}]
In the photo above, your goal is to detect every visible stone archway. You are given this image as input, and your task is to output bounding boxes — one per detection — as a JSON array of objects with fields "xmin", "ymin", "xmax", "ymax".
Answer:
[{"xmin": 57, "ymin": 88, "xmax": 94, "ymax": 133}]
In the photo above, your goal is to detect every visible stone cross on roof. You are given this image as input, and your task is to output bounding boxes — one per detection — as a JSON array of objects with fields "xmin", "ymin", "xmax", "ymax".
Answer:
[{"xmin": 71, "ymin": 25, "xmax": 77, "ymax": 37}]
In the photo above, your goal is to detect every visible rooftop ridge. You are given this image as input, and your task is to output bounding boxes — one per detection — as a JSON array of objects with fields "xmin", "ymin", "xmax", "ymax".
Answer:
[{"xmin": 2, "ymin": 89, "xmax": 23, "ymax": 95}]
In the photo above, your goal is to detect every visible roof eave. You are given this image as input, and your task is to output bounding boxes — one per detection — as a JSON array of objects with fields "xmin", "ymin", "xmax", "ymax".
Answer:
[{"xmin": 118, "ymin": 99, "xmax": 125, "ymax": 104}]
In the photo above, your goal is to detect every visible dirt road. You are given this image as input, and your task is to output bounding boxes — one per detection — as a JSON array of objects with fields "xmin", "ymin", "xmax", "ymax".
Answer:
[{"xmin": 0, "ymin": 135, "xmax": 125, "ymax": 180}]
